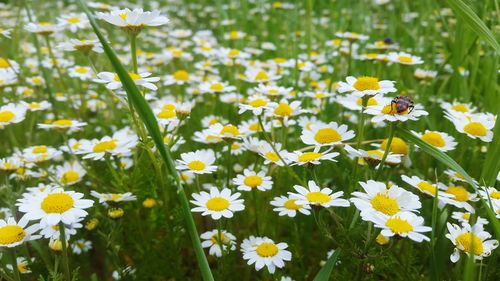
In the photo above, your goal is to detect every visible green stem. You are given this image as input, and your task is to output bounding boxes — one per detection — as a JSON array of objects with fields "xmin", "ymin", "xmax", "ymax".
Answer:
[
  {"xmin": 226, "ymin": 142, "xmax": 232, "ymax": 189},
  {"xmin": 58, "ymin": 222, "xmax": 71, "ymax": 281},
  {"xmin": 349, "ymin": 96, "xmax": 369, "ymax": 193},
  {"xmin": 130, "ymin": 34, "xmax": 138, "ymax": 73},
  {"xmin": 374, "ymin": 122, "xmax": 397, "ymax": 180},
  {"xmin": 9, "ymin": 248, "xmax": 21, "ymax": 281}
]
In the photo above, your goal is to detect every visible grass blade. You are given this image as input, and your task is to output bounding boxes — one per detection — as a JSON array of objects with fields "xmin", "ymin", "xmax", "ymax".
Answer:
[
  {"xmin": 445, "ymin": 0, "xmax": 500, "ymax": 54},
  {"xmin": 480, "ymin": 106, "xmax": 500, "ymax": 187},
  {"xmin": 313, "ymin": 250, "xmax": 341, "ymax": 281},
  {"xmin": 397, "ymin": 127, "xmax": 500, "ymax": 239},
  {"xmin": 76, "ymin": 1, "xmax": 214, "ymax": 280}
]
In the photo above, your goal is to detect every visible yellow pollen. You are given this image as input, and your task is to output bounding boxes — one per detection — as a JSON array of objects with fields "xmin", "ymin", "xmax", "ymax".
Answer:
[
  {"xmin": 274, "ymin": 57, "xmax": 286, "ymax": 64},
  {"xmin": 456, "ymin": 232, "xmax": 483, "ymax": 255},
  {"xmin": 464, "ymin": 122, "xmax": 487, "ymax": 137},
  {"xmin": 53, "ymin": 119, "xmax": 73, "ymax": 126},
  {"xmin": 371, "ymin": 193, "xmax": 399, "ymax": 215},
  {"xmin": 353, "ymin": 76, "xmax": 380, "ymax": 91},
  {"xmin": 173, "ymin": 70, "xmax": 189, "ymax": 81},
  {"xmin": 490, "ymin": 191, "xmax": 500, "ymax": 199},
  {"xmin": 314, "ymin": 128, "xmax": 341, "ymax": 144},
  {"xmin": 0, "ymin": 225, "xmax": 26, "ymax": 245},
  {"xmin": 32, "ymin": 146, "xmax": 48, "ymax": 154},
  {"xmin": 452, "ymin": 104, "xmax": 469, "ymax": 112},
  {"xmin": 188, "ymin": 160, "xmax": 206, "ymax": 171},
  {"xmin": 228, "ymin": 31, "xmax": 240, "ymax": 39},
  {"xmin": 157, "ymin": 109, "xmax": 176, "ymax": 119},
  {"xmin": 446, "ymin": 186, "xmax": 469, "ymax": 202},
  {"xmin": 381, "ymin": 104, "xmax": 402, "ymax": 115},
  {"xmin": 41, "ymin": 193, "xmax": 74, "ymax": 213},
  {"xmin": 376, "ymin": 233, "xmax": 389, "ymax": 245},
  {"xmin": 231, "ymin": 143, "xmax": 240, "ymax": 150},
  {"xmin": 75, "ymin": 67, "xmax": 88, "ymax": 74},
  {"xmin": 284, "ymin": 199, "xmax": 302, "ymax": 210},
  {"xmin": 265, "ymin": 152, "xmax": 279, "ymax": 162},
  {"xmin": 462, "ymin": 213, "xmax": 471, "ymax": 220},
  {"xmin": 244, "ymin": 175, "xmax": 263, "ymax": 188},
  {"xmin": 210, "ymin": 83, "xmax": 224, "ymax": 91},
  {"xmin": 381, "ymin": 137, "xmax": 408, "ymax": 155},
  {"xmin": 298, "ymin": 152, "xmax": 322, "ymax": 162},
  {"xmin": 421, "ymin": 132, "xmax": 445, "ymax": 147},
  {"xmin": 256, "ymin": 242, "xmax": 279, "ymax": 257},
  {"xmin": 61, "ymin": 171, "xmax": 80, "ymax": 184},
  {"xmin": 67, "ymin": 17, "xmax": 81, "ymax": 23},
  {"xmin": 386, "ymin": 217, "xmax": 413, "ymax": 234},
  {"xmin": 398, "ymin": 56, "xmax": 413, "ymax": 63},
  {"xmin": 0, "ymin": 58, "xmax": 10, "ymax": 68},
  {"xmin": 356, "ymin": 97, "xmax": 378, "ymax": 106},
  {"xmin": 93, "ymin": 140, "xmax": 117, "ymax": 153},
  {"xmin": 416, "ymin": 181, "xmax": 437, "ymax": 195},
  {"xmin": 220, "ymin": 124, "xmax": 240, "ymax": 137},
  {"xmin": 306, "ymin": 192, "xmax": 331, "ymax": 204},
  {"xmin": 249, "ymin": 98, "xmax": 267, "ymax": 108},
  {"xmin": 118, "ymin": 12, "xmax": 128, "ymax": 20},
  {"xmin": 228, "ymin": 49, "xmax": 240, "ymax": 57},
  {"xmin": 0, "ymin": 111, "xmax": 15, "ymax": 123},
  {"xmin": 206, "ymin": 197, "xmax": 230, "ymax": 211},
  {"xmin": 254, "ymin": 71, "xmax": 269, "ymax": 81}
]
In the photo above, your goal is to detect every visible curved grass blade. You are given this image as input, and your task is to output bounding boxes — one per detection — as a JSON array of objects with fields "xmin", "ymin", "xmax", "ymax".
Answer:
[
  {"xmin": 397, "ymin": 127, "xmax": 500, "ymax": 239},
  {"xmin": 445, "ymin": 0, "xmax": 500, "ymax": 55},
  {"xmin": 313, "ymin": 250, "xmax": 341, "ymax": 281},
  {"xmin": 480, "ymin": 106, "xmax": 500, "ymax": 187},
  {"xmin": 76, "ymin": 1, "xmax": 214, "ymax": 280}
]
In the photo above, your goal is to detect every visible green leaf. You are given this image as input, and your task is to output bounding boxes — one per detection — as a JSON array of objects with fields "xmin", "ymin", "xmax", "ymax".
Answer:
[
  {"xmin": 445, "ymin": 0, "xmax": 500, "ymax": 55},
  {"xmin": 76, "ymin": 1, "xmax": 214, "ymax": 281},
  {"xmin": 313, "ymin": 250, "xmax": 341, "ymax": 281},
  {"xmin": 397, "ymin": 127, "xmax": 500, "ymax": 239},
  {"xmin": 480, "ymin": 105, "xmax": 500, "ymax": 187}
]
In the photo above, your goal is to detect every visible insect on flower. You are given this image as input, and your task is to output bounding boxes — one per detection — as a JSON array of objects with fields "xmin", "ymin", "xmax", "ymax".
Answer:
[{"xmin": 391, "ymin": 95, "xmax": 414, "ymax": 114}]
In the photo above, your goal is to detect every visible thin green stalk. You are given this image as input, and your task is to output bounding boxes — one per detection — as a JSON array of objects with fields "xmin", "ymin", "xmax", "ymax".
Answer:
[
  {"xmin": 9, "ymin": 248, "xmax": 21, "ymax": 281},
  {"xmin": 374, "ymin": 122, "xmax": 397, "ymax": 180},
  {"xmin": 130, "ymin": 34, "xmax": 138, "ymax": 73},
  {"xmin": 44, "ymin": 36, "xmax": 68, "ymax": 90},
  {"xmin": 58, "ymin": 222, "xmax": 71, "ymax": 281}
]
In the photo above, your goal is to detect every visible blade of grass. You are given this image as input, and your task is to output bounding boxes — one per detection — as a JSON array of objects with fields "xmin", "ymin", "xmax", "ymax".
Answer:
[
  {"xmin": 397, "ymin": 127, "xmax": 500, "ymax": 239},
  {"xmin": 445, "ymin": 0, "xmax": 500, "ymax": 55},
  {"xmin": 480, "ymin": 105, "xmax": 500, "ymax": 187},
  {"xmin": 313, "ymin": 250, "xmax": 341, "ymax": 281},
  {"xmin": 76, "ymin": 2, "xmax": 214, "ymax": 280}
]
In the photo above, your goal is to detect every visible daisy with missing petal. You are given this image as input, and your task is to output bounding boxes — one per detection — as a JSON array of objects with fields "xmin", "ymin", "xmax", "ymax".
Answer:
[
  {"xmin": 233, "ymin": 169, "xmax": 273, "ymax": 192},
  {"xmin": 351, "ymin": 180, "xmax": 421, "ymax": 217},
  {"xmin": 270, "ymin": 195, "xmax": 311, "ymax": 217},
  {"xmin": 285, "ymin": 147, "xmax": 339, "ymax": 166},
  {"xmin": 446, "ymin": 222, "xmax": 499, "ymax": 263},
  {"xmin": 200, "ymin": 229, "xmax": 237, "ymax": 257},
  {"xmin": 16, "ymin": 188, "xmax": 93, "ymax": 227},
  {"xmin": 388, "ymin": 52, "xmax": 424, "ymax": 65},
  {"xmin": 290, "ymin": 181, "xmax": 350, "ymax": 208},
  {"xmin": 94, "ymin": 72, "xmax": 160, "ymax": 91},
  {"xmin": 337, "ymin": 76, "xmax": 396, "ymax": 96},
  {"xmin": 176, "ymin": 149, "xmax": 218, "ymax": 174},
  {"xmin": 241, "ymin": 236, "xmax": 292, "ymax": 274},
  {"xmin": 365, "ymin": 103, "xmax": 428, "ymax": 123},
  {"xmin": 190, "ymin": 187, "xmax": 244, "ymax": 220},
  {"xmin": 445, "ymin": 112, "xmax": 494, "ymax": 142},
  {"xmin": 54, "ymin": 162, "xmax": 86, "ymax": 186},
  {"xmin": 6, "ymin": 257, "xmax": 33, "ymax": 274},
  {"xmin": 0, "ymin": 217, "xmax": 40, "ymax": 248},
  {"xmin": 301, "ymin": 122, "xmax": 355, "ymax": 147},
  {"xmin": 412, "ymin": 130, "xmax": 457, "ymax": 152},
  {"xmin": 0, "ymin": 103, "xmax": 27, "ymax": 127},
  {"xmin": 365, "ymin": 212, "xmax": 431, "ymax": 242}
]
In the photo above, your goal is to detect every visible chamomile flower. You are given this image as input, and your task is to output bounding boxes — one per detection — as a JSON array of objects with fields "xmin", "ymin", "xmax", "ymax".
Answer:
[
  {"xmin": 440, "ymin": 184, "xmax": 478, "ymax": 213},
  {"xmin": 0, "ymin": 69, "xmax": 17, "ymax": 86},
  {"xmin": 412, "ymin": 130, "xmax": 457, "ymax": 151},
  {"xmin": 0, "ymin": 103, "xmax": 27, "ymax": 126},
  {"xmin": 90, "ymin": 191, "xmax": 137, "ymax": 204},
  {"xmin": 451, "ymin": 212, "xmax": 488, "ymax": 226},
  {"xmin": 6, "ymin": 257, "xmax": 33, "ymax": 274},
  {"xmin": 241, "ymin": 236, "xmax": 292, "ymax": 274},
  {"xmin": 289, "ymin": 181, "xmax": 350, "ymax": 208},
  {"xmin": 285, "ymin": 147, "xmax": 339, "ymax": 166},
  {"xmin": 270, "ymin": 195, "xmax": 311, "ymax": 217},
  {"xmin": 200, "ymin": 229, "xmax": 237, "ymax": 257},
  {"xmin": 441, "ymin": 101, "xmax": 476, "ymax": 114},
  {"xmin": 97, "ymin": 8, "xmax": 169, "ymax": 29},
  {"xmin": 254, "ymin": 84, "xmax": 293, "ymax": 97},
  {"xmin": 239, "ymin": 94, "xmax": 271, "ymax": 115},
  {"xmin": 336, "ymin": 95, "xmax": 391, "ymax": 111},
  {"xmin": 53, "ymin": 162, "xmax": 86, "ymax": 186},
  {"xmin": 199, "ymin": 81, "xmax": 236, "ymax": 94},
  {"xmin": 190, "ymin": 187, "xmax": 244, "ymax": 220},
  {"xmin": 57, "ymin": 13, "xmax": 89, "ymax": 32},
  {"xmin": 445, "ymin": 112, "xmax": 495, "ymax": 142},
  {"xmin": 337, "ymin": 76, "xmax": 396, "ymax": 96},
  {"xmin": 388, "ymin": 52, "xmax": 424, "ymax": 65},
  {"xmin": 351, "ymin": 180, "xmax": 421, "ymax": 217},
  {"xmin": 258, "ymin": 142, "xmax": 287, "ymax": 166},
  {"xmin": 335, "ymin": 31, "xmax": 369, "ymax": 41},
  {"xmin": 94, "ymin": 72, "xmax": 160, "ymax": 91},
  {"xmin": 72, "ymin": 239, "xmax": 92, "ymax": 254},
  {"xmin": 21, "ymin": 101, "xmax": 51, "ymax": 112},
  {"xmin": 39, "ymin": 219, "xmax": 82, "ymax": 239},
  {"xmin": 233, "ymin": 169, "xmax": 273, "ymax": 192},
  {"xmin": 301, "ymin": 122, "xmax": 355, "ymax": 147},
  {"xmin": 77, "ymin": 130, "xmax": 138, "ymax": 160},
  {"xmin": 176, "ymin": 149, "xmax": 218, "ymax": 174},
  {"xmin": 22, "ymin": 145, "xmax": 62, "ymax": 163},
  {"xmin": 267, "ymin": 100, "xmax": 302, "ymax": 124},
  {"xmin": 0, "ymin": 217, "xmax": 40, "ymax": 248},
  {"xmin": 206, "ymin": 123, "xmax": 242, "ymax": 140},
  {"xmin": 58, "ymin": 39, "xmax": 103, "ymax": 54},
  {"xmin": 242, "ymin": 68, "xmax": 281, "ymax": 83},
  {"xmin": 38, "ymin": 119, "xmax": 87, "ymax": 131},
  {"xmin": 68, "ymin": 66, "xmax": 93, "ymax": 80},
  {"xmin": 401, "ymin": 175, "xmax": 451, "ymax": 200},
  {"xmin": 25, "ymin": 22, "xmax": 60, "ymax": 36},
  {"xmin": 365, "ymin": 103, "xmax": 428, "ymax": 123},
  {"xmin": 365, "ymin": 212, "xmax": 431, "ymax": 242},
  {"xmin": 446, "ymin": 222, "xmax": 498, "ymax": 262},
  {"xmin": 16, "ymin": 188, "xmax": 93, "ymax": 227}
]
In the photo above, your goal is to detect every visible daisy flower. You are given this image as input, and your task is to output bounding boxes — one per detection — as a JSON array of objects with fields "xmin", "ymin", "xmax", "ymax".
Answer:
[
  {"xmin": 258, "ymin": 142, "xmax": 287, "ymax": 166},
  {"xmin": 365, "ymin": 103, "xmax": 428, "ymax": 123},
  {"xmin": 270, "ymin": 195, "xmax": 311, "ymax": 217},
  {"xmin": 351, "ymin": 180, "xmax": 421, "ymax": 217},
  {"xmin": 289, "ymin": 181, "xmax": 350, "ymax": 208},
  {"xmin": 388, "ymin": 52, "xmax": 424, "ymax": 65},
  {"xmin": 242, "ymin": 68, "xmax": 281, "ymax": 83},
  {"xmin": 451, "ymin": 212, "xmax": 488, "ymax": 226},
  {"xmin": 206, "ymin": 123, "xmax": 242, "ymax": 140},
  {"xmin": 199, "ymin": 81, "xmax": 236, "ymax": 94},
  {"xmin": 25, "ymin": 22, "xmax": 60, "ymax": 36},
  {"xmin": 163, "ymin": 70, "xmax": 194, "ymax": 85},
  {"xmin": 365, "ymin": 212, "xmax": 431, "ymax": 242},
  {"xmin": 440, "ymin": 100, "xmax": 476, "ymax": 114},
  {"xmin": 54, "ymin": 162, "xmax": 86, "ymax": 186},
  {"xmin": 72, "ymin": 239, "xmax": 93, "ymax": 255},
  {"xmin": 68, "ymin": 66, "xmax": 93, "ymax": 80},
  {"xmin": 301, "ymin": 122, "xmax": 355, "ymax": 147},
  {"xmin": 0, "ymin": 103, "xmax": 27, "ymax": 126},
  {"xmin": 200, "ymin": 229, "xmax": 237, "ymax": 257},
  {"xmin": 0, "ymin": 217, "xmax": 40, "ymax": 248},
  {"xmin": 285, "ymin": 147, "xmax": 339, "ymax": 166},
  {"xmin": 38, "ymin": 119, "xmax": 87, "ymax": 131},
  {"xmin": 412, "ymin": 130, "xmax": 457, "ymax": 151},
  {"xmin": 335, "ymin": 31, "xmax": 369, "ymax": 41},
  {"xmin": 336, "ymin": 95, "xmax": 391, "ymax": 111},
  {"xmin": 478, "ymin": 187, "xmax": 500, "ymax": 205},
  {"xmin": 241, "ymin": 236, "xmax": 292, "ymax": 274},
  {"xmin": 400, "ymin": 175, "xmax": 454, "ymax": 204},
  {"xmin": 16, "ymin": 188, "xmax": 93, "ymax": 227},
  {"xmin": 232, "ymin": 169, "xmax": 273, "ymax": 192},
  {"xmin": 444, "ymin": 169, "xmax": 479, "ymax": 185},
  {"xmin": 414, "ymin": 69, "xmax": 437, "ymax": 81},
  {"xmin": 94, "ymin": 72, "xmax": 160, "ymax": 91},
  {"xmin": 267, "ymin": 100, "xmax": 302, "ymax": 124},
  {"xmin": 57, "ymin": 13, "xmax": 89, "ymax": 32},
  {"xmin": 337, "ymin": 76, "xmax": 396, "ymax": 96},
  {"xmin": 22, "ymin": 145, "xmax": 62, "ymax": 163},
  {"xmin": 90, "ymin": 191, "xmax": 137, "ymax": 204},
  {"xmin": 40, "ymin": 219, "xmax": 82, "ymax": 240},
  {"xmin": 58, "ymin": 39, "xmax": 103, "ymax": 54},
  {"xmin": 254, "ymin": 84, "xmax": 293, "ymax": 97},
  {"xmin": 239, "ymin": 94, "xmax": 271, "ymax": 115},
  {"xmin": 0, "ymin": 28, "xmax": 11, "ymax": 38},
  {"xmin": 6, "ymin": 257, "xmax": 33, "ymax": 274},
  {"xmin": 21, "ymin": 101, "xmax": 51, "ymax": 112},
  {"xmin": 176, "ymin": 149, "xmax": 218, "ymax": 174},
  {"xmin": 0, "ymin": 69, "xmax": 17, "ymax": 87},
  {"xmin": 446, "ymin": 222, "xmax": 498, "ymax": 262},
  {"xmin": 445, "ymin": 112, "xmax": 495, "ymax": 142},
  {"xmin": 77, "ymin": 130, "xmax": 138, "ymax": 160},
  {"xmin": 439, "ymin": 184, "xmax": 478, "ymax": 213},
  {"xmin": 190, "ymin": 187, "xmax": 244, "ymax": 220},
  {"xmin": 97, "ymin": 8, "xmax": 169, "ymax": 31}
]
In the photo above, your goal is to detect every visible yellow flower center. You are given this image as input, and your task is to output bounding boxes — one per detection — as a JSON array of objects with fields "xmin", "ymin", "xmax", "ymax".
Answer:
[
  {"xmin": 274, "ymin": 57, "xmax": 286, "ymax": 64},
  {"xmin": 41, "ymin": 193, "xmax": 74, "ymax": 213},
  {"xmin": 381, "ymin": 104, "xmax": 403, "ymax": 115},
  {"xmin": 206, "ymin": 197, "xmax": 230, "ymax": 211},
  {"xmin": 0, "ymin": 225, "xmax": 26, "ymax": 245},
  {"xmin": 173, "ymin": 70, "xmax": 189, "ymax": 81},
  {"xmin": 110, "ymin": 194, "xmax": 122, "ymax": 201},
  {"xmin": 157, "ymin": 109, "xmax": 176, "ymax": 119},
  {"xmin": 228, "ymin": 49, "xmax": 240, "ymax": 57},
  {"xmin": 75, "ymin": 67, "xmax": 88, "ymax": 74},
  {"xmin": 0, "ymin": 58, "xmax": 10, "ymax": 68},
  {"xmin": 118, "ymin": 12, "xmax": 128, "ymax": 20},
  {"xmin": 254, "ymin": 71, "xmax": 269, "ymax": 81},
  {"xmin": 256, "ymin": 242, "xmax": 279, "ymax": 257},
  {"xmin": 371, "ymin": 193, "xmax": 399, "ymax": 215},
  {"xmin": 265, "ymin": 152, "xmax": 279, "ymax": 162},
  {"xmin": 398, "ymin": 56, "xmax": 413, "ymax": 63},
  {"xmin": 274, "ymin": 103, "xmax": 293, "ymax": 117},
  {"xmin": 244, "ymin": 175, "xmax": 263, "ymax": 188},
  {"xmin": 32, "ymin": 146, "xmax": 48, "ymax": 154},
  {"xmin": 220, "ymin": 124, "xmax": 240, "ymax": 137},
  {"xmin": 210, "ymin": 232, "xmax": 227, "ymax": 244},
  {"xmin": 452, "ymin": 104, "xmax": 469, "ymax": 112},
  {"xmin": 356, "ymin": 97, "xmax": 378, "ymax": 106},
  {"xmin": 376, "ymin": 233, "xmax": 389, "ymax": 245},
  {"xmin": 386, "ymin": 217, "xmax": 413, "ymax": 234},
  {"xmin": 0, "ymin": 111, "xmax": 15, "ymax": 122},
  {"xmin": 210, "ymin": 83, "xmax": 224, "ymax": 91},
  {"xmin": 93, "ymin": 140, "xmax": 117, "ymax": 153},
  {"xmin": 456, "ymin": 232, "xmax": 483, "ymax": 255},
  {"xmin": 314, "ymin": 128, "xmax": 341, "ymax": 144},
  {"xmin": 298, "ymin": 152, "xmax": 322, "ymax": 162},
  {"xmin": 284, "ymin": 199, "xmax": 302, "ymax": 210},
  {"xmin": 462, "ymin": 213, "xmax": 471, "ymax": 220},
  {"xmin": 61, "ymin": 171, "xmax": 80, "ymax": 184},
  {"xmin": 249, "ymin": 122, "xmax": 261, "ymax": 132},
  {"xmin": 381, "ymin": 137, "xmax": 408, "ymax": 155},
  {"xmin": 464, "ymin": 122, "xmax": 487, "ymax": 137},
  {"xmin": 187, "ymin": 160, "xmax": 206, "ymax": 171},
  {"xmin": 446, "ymin": 186, "xmax": 469, "ymax": 202},
  {"xmin": 249, "ymin": 98, "xmax": 267, "ymax": 108},
  {"xmin": 67, "ymin": 17, "xmax": 81, "ymax": 23},
  {"xmin": 29, "ymin": 103, "xmax": 41, "ymax": 109},
  {"xmin": 53, "ymin": 119, "xmax": 73, "ymax": 126},
  {"xmin": 353, "ymin": 76, "xmax": 380, "ymax": 91},
  {"xmin": 416, "ymin": 181, "xmax": 437, "ymax": 195},
  {"xmin": 421, "ymin": 132, "xmax": 445, "ymax": 147},
  {"xmin": 229, "ymin": 31, "xmax": 240, "ymax": 39},
  {"xmin": 306, "ymin": 192, "xmax": 331, "ymax": 204},
  {"xmin": 490, "ymin": 191, "xmax": 500, "ymax": 199}
]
